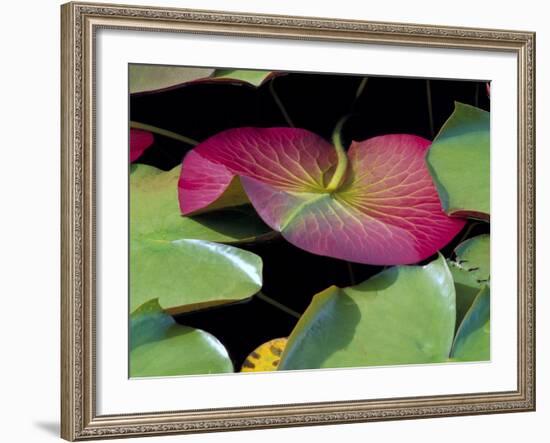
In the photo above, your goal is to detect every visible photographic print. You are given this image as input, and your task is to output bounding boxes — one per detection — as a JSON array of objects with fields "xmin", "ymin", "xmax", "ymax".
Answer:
[{"xmin": 128, "ymin": 65, "xmax": 490, "ymax": 378}]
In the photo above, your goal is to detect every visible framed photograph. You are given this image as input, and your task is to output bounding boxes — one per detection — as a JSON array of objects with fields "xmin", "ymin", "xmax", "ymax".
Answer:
[{"xmin": 61, "ymin": 1, "xmax": 536, "ymax": 440}]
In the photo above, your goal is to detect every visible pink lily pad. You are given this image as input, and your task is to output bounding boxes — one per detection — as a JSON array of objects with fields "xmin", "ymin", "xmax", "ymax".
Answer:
[
  {"xmin": 130, "ymin": 128, "xmax": 154, "ymax": 162},
  {"xmin": 179, "ymin": 128, "xmax": 465, "ymax": 265}
]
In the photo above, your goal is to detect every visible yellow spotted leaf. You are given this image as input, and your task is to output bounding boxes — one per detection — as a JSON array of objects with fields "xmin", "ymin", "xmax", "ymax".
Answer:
[{"xmin": 241, "ymin": 338, "xmax": 288, "ymax": 372}]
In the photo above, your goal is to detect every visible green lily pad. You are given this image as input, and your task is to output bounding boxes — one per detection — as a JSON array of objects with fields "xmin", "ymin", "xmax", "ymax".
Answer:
[
  {"xmin": 454, "ymin": 234, "xmax": 490, "ymax": 284},
  {"xmin": 278, "ymin": 255, "xmax": 456, "ymax": 370},
  {"xmin": 130, "ymin": 298, "xmax": 175, "ymax": 351},
  {"xmin": 211, "ymin": 69, "xmax": 275, "ymax": 87},
  {"xmin": 129, "ymin": 65, "xmax": 214, "ymax": 94},
  {"xmin": 130, "ymin": 299, "xmax": 233, "ymax": 377},
  {"xmin": 130, "ymin": 164, "xmax": 265, "ymax": 313},
  {"xmin": 448, "ymin": 234, "xmax": 490, "ymax": 326},
  {"xmin": 448, "ymin": 261, "xmax": 482, "ymax": 329},
  {"xmin": 450, "ymin": 285, "xmax": 490, "ymax": 361},
  {"xmin": 131, "ymin": 164, "xmax": 271, "ymax": 243},
  {"xmin": 427, "ymin": 102, "xmax": 490, "ymax": 220},
  {"xmin": 130, "ymin": 238, "xmax": 262, "ymax": 313}
]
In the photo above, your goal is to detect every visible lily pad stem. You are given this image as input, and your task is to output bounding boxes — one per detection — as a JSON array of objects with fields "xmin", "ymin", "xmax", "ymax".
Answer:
[
  {"xmin": 130, "ymin": 121, "xmax": 199, "ymax": 146},
  {"xmin": 256, "ymin": 292, "xmax": 300, "ymax": 319},
  {"xmin": 355, "ymin": 77, "xmax": 369, "ymax": 101},
  {"xmin": 425, "ymin": 80, "xmax": 435, "ymax": 138},
  {"xmin": 326, "ymin": 117, "xmax": 349, "ymax": 192},
  {"xmin": 269, "ymin": 79, "xmax": 294, "ymax": 127}
]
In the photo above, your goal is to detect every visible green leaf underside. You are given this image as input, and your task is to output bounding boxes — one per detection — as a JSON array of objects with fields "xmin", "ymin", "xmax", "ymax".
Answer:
[
  {"xmin": 278, "ymin": 255, "xmax": 456, "ymax": 370},
  {"xmin": 130, "ymin": 299, "xmax": 233, "ymax": 377},
  {"xmin": 129, "ymin": 65, "xmax": 214, "ymax": 94},
  {"xmin": 427, "ymin": 102, "xmax": 490, "ymax": 219},
  {"xmin": 130, "ymin": 164, "xmax": 264, "ymax": 313},
  {"xmin": 131, "ymin": 164, "xmax": 271, "ymax": 243},
  {"xmin": 211, "ymin": 69, "xmax": 274, "ymax": 87},
  {"xmin": 451, "ymin": 286, "xmax": 490, "ymax": 361}
]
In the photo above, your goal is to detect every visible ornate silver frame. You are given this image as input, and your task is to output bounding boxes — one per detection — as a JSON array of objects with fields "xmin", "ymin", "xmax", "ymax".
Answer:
[{"xmin": 61, "ymin": 2, "xmax": 536, "ymax": 440}]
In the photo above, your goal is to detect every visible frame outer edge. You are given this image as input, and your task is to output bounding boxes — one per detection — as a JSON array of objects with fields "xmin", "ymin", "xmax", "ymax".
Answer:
[
  {"xmin": 516, "ymin": 31, "xmax": 535, "ymax": 410},
  {"xmin": 525, "ymin": 31, "xmax": 536, "ymax": 410},
  {"xmin": 61, "ymin": 2, "xmax": 78, "ymax": 441},
  {"xmin": 531, "ymin": 32, "xmax": 536, "ymax": 411}
]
